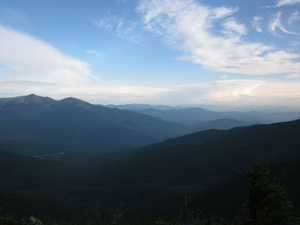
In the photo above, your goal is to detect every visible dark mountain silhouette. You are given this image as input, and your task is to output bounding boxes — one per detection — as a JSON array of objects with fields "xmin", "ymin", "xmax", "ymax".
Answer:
[{"xmin": 0, "ymin": 94, "xmax": 198, "ymax": 156}]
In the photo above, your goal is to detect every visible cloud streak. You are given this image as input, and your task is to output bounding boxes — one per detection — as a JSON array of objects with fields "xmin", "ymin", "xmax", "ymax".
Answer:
[
  {"xmin": 268, "ymin": 12, "xmax": 299, "ymax": 35},
  {"xmin": 288, "ymin": 11, "xmax": 300, "ymax": 24},
  {"xmin": 93, "ymin": 14, "xmax": 141, "ymax": 43},
  {"xmin": 86, "ymin": 50, "xmax": 101, "ymax": 57},
  {"xmin": 0, "ymin": 25, "xmax": 170, "ymax": 102},
  {"xmin": 221, "ymin": 17, "xmax": 247, "ymax": 35},
  {"xmin": 0, "ymin": 25, "xmax": 97, "ymax": 84},
  {"xmin": 252, "ymin": 16, "xmax": 263, "ymax": 32},
  {"xmin": 284, "ymin": 73, "xmax": 300, "ymax": 78},
  {"xmin": 175, "ymin": 79, "xmax": 265, "ymax": 103},
  {"xmin": 173, "ymin": 79, "xmax": 300, "ymax": 105},
  {"xmin": 275, "ymin": 0, "xmax": 300, "ymax": 7},
  {"xmin": 137, "ymin": 0, "xmax": 300, "ymax": 75}
]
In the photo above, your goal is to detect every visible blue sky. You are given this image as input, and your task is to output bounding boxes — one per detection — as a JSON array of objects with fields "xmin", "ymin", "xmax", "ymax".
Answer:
[{"xmin": 0, "ymin": 0, "xmax": 300, "ymax": 107}]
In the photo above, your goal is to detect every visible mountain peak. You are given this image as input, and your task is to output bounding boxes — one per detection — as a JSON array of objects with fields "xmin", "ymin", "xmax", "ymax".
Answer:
[
  {"xmin": 57, "ymin": 97, "xmax": 93, "ymax": 110},
  {"xmin": 59, "ymin": 97, "xmax": 90, "ymax": 105},
  {"xmin": 13, "ymin": 94, "xmax": 54, "ymax": 105}
]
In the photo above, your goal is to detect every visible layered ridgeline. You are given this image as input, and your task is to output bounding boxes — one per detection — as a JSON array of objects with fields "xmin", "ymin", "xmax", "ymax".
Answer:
[
  {"xmin": 0, "ymin": 94, "xmax": 201, "ymax": 156},
  {"xmin": 1, "ymin": 117, "xmax": 299, "ymax": 221},
  {"xmin": 108, "ymin": 104, "xmax": 300, "ymax": 124}
]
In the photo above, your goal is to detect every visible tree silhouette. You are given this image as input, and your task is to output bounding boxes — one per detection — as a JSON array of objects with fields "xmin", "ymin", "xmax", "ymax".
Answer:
[{"xmin": 245, "ymin": 162, "xmax": 293, "ymax": 225}]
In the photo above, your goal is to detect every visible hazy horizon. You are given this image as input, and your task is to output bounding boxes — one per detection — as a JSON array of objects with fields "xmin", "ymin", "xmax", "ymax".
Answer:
[{"xmin": 3, "ymin": 93, "xmax": 300, "ymax": 113}]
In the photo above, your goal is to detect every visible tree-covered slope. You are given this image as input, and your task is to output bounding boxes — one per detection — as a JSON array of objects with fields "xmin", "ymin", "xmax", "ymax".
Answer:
[
  {"xmin": 0, "ymin": 151, "xmax": 68, "ymax": 191},
  {"xmin": 1, "ymin": 109, "xmax": 300, "ymax": 221},
  {"xmin": 79, "ymin": 119, "xmax": 300, "ymax": 186}
]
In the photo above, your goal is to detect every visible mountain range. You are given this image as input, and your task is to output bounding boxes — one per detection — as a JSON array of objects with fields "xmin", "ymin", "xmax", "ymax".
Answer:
[
  {"xmin": 1, "ymin": 94, "xmax": 300, "ymax": 222},
  {"xmin": 0, "ymin": 94, "xmax": 268, "ymax": 157},
  {"xmin": 108, "ymin": 104, "xmax": 300, "ymax": 124},
  {"xmin": 0, "ymin": 94, "xmax": 200, "ymax": 156}
]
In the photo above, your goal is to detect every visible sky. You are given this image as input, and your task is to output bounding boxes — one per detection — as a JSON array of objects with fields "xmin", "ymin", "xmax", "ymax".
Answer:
[{"xmin": 0, "ymin": 0, "xmax": 300, "ymax": 107}]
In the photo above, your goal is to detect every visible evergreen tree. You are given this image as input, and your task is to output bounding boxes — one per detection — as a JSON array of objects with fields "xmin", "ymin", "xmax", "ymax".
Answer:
[{"xmin": 245, "ymin": 162, "xmax": 293, "ymax": 225}]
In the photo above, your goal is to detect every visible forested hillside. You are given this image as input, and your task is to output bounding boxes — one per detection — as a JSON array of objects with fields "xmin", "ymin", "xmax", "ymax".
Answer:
[{"xmin": 0, "ymin": 117, "xmax": 300, "ymax": 224}]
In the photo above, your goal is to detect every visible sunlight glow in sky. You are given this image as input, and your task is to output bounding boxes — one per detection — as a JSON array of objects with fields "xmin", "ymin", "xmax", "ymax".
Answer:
[{"xmin": 0, "ymin": 0, "xmax": 300, "ymax": 106}]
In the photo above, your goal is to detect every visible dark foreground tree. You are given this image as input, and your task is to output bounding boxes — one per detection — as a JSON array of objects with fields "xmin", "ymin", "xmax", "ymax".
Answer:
[{"xmin": 245, "ymin": 162, "xmax": 293, "ymax": 225}]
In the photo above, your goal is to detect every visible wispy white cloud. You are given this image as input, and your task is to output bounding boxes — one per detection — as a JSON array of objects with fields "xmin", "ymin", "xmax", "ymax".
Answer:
[
  {"xmin": 93, "ymin": 14, "xmax": 141, "ymax": 43},
  {"xmin": 173, "ymin": 79, "xmax": 300, "ymax": 105},
  {"xmin": 252, "ymin": 16, "xmax": 263, "ymax": 32},
  {"xmin": 254, "ymin": 81, "xmax": 300, "ymax": 102},
  {"xmin": 175, "ymin": 79, "xmax": 265, "ymax": 103},
  {"xmin": 86, "ymin": 50, "xmax": 101, "ymax": 57},
  {"xmin": 137, "ymin": 0, "xmax": 300, "ymax": 75},
  {"xmin": 221, "ymin": 17, "xmax": 247, "ymax": 35},
  {"xmin": 0, "ymin": 25, "xmax": 97, "ymax": 84},
  {"xmin": 275, "ymin": 0, "xmax": 300, "ymax": 7},
  {"xmin": 284, "ymin": 73, "xmax": 300, "ymax": 78},
  {"xmin": 268, "ymin": 12, "xmax": 299, "ymax": 35},
  {"xmin": 210, "ymin": 6, "xmax": 238, "ymax": 19},
  {"xmin": 0, "ymin": 25, "xmax": 170, "ymax": 102},
  {"xmin": 291, "ymin": 41, "xmax": 300, "ymax": 47},
  {"xmin": 93, "ymin": 15, "xmax": 122, "ymax": 31},
  {"xmin": 288, "ymin": 12, "xmax": 300, "ymax": 25}
]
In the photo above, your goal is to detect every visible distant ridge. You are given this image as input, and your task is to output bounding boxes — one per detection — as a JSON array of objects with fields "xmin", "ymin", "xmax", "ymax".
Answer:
[{"xmin": 109, "ymin": 104, "xmax": 300, "ymax": 124}]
